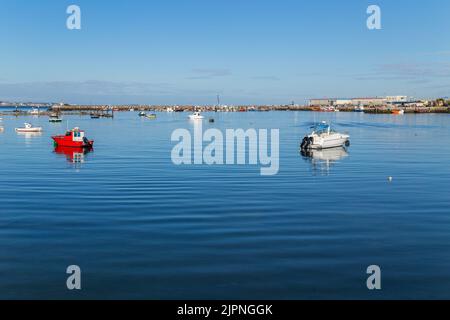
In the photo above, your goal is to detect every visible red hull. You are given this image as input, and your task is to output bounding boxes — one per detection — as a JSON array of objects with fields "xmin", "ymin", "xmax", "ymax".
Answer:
[{"xmin": 52, "ymin": 136, "xmax": 94, "ymax": 148}]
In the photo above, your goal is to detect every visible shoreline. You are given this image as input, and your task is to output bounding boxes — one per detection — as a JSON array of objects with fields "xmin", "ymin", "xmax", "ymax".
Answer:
[{"xmin": 1, "ymin": 105, "xmax": 450, "ymax": 116}]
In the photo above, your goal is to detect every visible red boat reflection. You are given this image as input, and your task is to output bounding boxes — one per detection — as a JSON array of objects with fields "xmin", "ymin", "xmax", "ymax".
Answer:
[{"xmin": 54, "ymin": 146, "xmax": 93, "ymax": 163}]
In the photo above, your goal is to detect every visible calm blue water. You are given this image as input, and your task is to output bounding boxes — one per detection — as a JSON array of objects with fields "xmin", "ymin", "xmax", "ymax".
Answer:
[{"xmin": 1, "ymin": 111, "xmax": 450, "ymax": 299}]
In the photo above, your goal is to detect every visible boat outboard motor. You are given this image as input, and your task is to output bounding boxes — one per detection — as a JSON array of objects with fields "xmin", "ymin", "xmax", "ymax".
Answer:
[
  {"xmin": 83, "ymin": 137, "xmax": 91, "ymax": 146},
  {"xmin": 300, "ymin": 137, "xmax": 309, "ymax": 150},
  {"xmin": 301, "ymin": 136, "xmax": 314, "ymax": 150}
]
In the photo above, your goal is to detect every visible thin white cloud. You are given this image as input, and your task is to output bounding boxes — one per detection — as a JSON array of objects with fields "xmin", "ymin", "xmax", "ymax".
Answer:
[{"xmin": 187, "ymin": 68, "xmax": 232, "ymax": 80}]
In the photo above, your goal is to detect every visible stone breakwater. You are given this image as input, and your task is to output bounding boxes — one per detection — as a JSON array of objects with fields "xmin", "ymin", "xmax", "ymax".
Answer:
[
  {"xmin": 1, "ymin": 105, "xmax": 449, "ymax": 116},
  {"xmin": 48, "ymin": 105, "xmax": 450, "ymax": 113}
]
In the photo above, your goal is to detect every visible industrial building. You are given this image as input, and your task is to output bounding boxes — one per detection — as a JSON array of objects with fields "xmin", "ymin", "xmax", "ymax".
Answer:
[{"xmin": 309, "ymin": 96, "xmax": 409, "ymax": 107}]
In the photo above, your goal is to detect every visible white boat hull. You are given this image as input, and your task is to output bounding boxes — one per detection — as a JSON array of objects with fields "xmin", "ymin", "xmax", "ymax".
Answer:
[
  {"xmin": 15, "ymin": 128, "xmax": 43, "ymax": 133},
  {"xmin": 310, "ymin": 134, "xmax": 349, "ymax": 149},
  {"xmin": 189, "ymin": 115, "xmax": 204, "ymax": 120}
]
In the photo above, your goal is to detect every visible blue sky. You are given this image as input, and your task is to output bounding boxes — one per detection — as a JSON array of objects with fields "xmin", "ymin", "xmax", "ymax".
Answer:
[{"xmin": 0, "ymin": 0, "xmax": 449, "ymax": 104}]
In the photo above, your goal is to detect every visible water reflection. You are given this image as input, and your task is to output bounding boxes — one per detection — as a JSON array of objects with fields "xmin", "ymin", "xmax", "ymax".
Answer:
[
  {"xmin": 301, "ymin": 147, "xmax": 349, "ymax": 174},
  {"xmin": 16, "ymin": 132, "xmax": 43, "ymax": 142},
  {"xmin": 54, "ymin": 146, "xmax": 93, "ymax": 164}
]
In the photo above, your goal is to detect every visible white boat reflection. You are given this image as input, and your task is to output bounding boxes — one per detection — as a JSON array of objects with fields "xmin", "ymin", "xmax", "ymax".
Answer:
[
  {"xmin": 301, "ymin": 147, "xmax": 348, "ymax": 174},
  {"xmin": 16, "ymin": 132, "xmax": 43, "ymax": 139}
]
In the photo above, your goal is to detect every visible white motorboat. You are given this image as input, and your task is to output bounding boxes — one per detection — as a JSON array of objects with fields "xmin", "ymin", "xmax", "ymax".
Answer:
[
  {"xmin": 29, "ymin": 108, "xmax": 40, "ymax": 115},
  {"xmin": 189, "ymin": 112, "xmax": 204, "ymax": 120},
  {"xmin": 49, "ymin": 113, "xmax": 62, "ymax": 123},
  {"xmin": 15, "ymin": 123, "xmax": 43, "ymax": 133},
  {"xmin": 301, "ymin": 122, "xmax": 350, "ymax": 150}
]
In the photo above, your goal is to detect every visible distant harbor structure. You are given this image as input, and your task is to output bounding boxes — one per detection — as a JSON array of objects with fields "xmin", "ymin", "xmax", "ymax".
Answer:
[
  {"xmin": 309, "ymin": 96, "xmax": 410, "ymax": 107},
  {"xmin": 1, "ymin": 96, "xmax": 449, "ymax": 116}
]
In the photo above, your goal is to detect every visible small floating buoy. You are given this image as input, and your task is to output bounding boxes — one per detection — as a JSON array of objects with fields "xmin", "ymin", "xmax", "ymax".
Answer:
[
  {"xmin": 388, "ymin": 176, "xmax": 393, "ymax": 182},
  {"xmin": 209, "ymin": 118, "xmax": 215, "ymax": 123}
]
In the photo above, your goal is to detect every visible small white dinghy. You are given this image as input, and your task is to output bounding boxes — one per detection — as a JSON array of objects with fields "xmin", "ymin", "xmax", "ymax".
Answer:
[
  {"xmin": 15, "ymin": 123, "xmax": 43, "ymax": 133},
  {"xmin": 301, "ymin": 121, "xmax": 349, "ymax": 150},
  {"xmin": 189, "ymin": 112, "xmax": 204, "ymax": 120}
]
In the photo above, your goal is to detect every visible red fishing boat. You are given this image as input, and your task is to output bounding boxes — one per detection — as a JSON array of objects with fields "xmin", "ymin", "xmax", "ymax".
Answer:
[{"xmin": 52, "ymin": 127, "xmax": 94, "ymax": 148}]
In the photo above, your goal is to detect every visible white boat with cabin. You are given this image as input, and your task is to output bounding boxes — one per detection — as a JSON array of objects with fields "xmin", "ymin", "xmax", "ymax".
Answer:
[
  {"xmin": 301, "ymin": 122, "xmax": 350, "ymax": 150},
  {"xmin": 15, "ymin": 123, "xmax": 43, "ymax": 133}
]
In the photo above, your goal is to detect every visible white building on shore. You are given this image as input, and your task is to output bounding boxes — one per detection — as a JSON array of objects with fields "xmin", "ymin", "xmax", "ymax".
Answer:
[{"xmin": 309, "ymin": 96, "xmax": 409, "ymax": 107}]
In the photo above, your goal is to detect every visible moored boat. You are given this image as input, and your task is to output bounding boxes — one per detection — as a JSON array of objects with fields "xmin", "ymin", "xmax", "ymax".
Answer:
[
  {"xmin": 189, "ymin": 112, "xmax": 204, "ymax": 120},
  {"xmin": 392, "ymin": 109, "xmax": 405, "ymax": 115},
  {"xmin": 49, "ymin": 113, "xmax": 62, "ymax": 123},
  {"xmin": 29, "ymin": 108, "xmax": 40, "ymax": 115},
  {"xmin": 52, "ymin": 127, "xmax": 94, "ymax": 148},
  {"xmin": 300, "ymin": 121, "xmax": 350, "ymax": 150},
  {"xmin": 15, "ymin": 123, "xmax": 43, "ymax": 133}
]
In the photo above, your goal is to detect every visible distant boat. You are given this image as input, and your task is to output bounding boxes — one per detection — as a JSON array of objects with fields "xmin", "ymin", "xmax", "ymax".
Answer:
[
  {"xmin": 139, "ymin": 111, "xmax": 146, "ymax": 117},
  {"xmin": 146, "ymin": 114, "xmax": 157, "ymax": 119},
  {"xmin": 29, "ymin": 108, "xmax": 40, "ymax": 115},
  {"xmin": 189, "ymin": 112, "xmax": 204, "ymax": 120},
  {"xmin": 167, "ymin": 107, "xmax": 175, "ymax": 113},
  {"xmin": 354, "ymin": 106, "xmax": 365, "ymax": 112},
  {"xmin": 392, "ymin": 109, "xmax": 405, "ymax": 115},
  {"xmin": 49, "ymin": 113, "xmax": 62, "ymax": 123},
  {"xmin": 320, "ymin": 106, "xmax": 337, "ymax": 112},
  {"xmin": 90, "ymin": 113, "xmax": 100, "ymax": 119},
  {"xmin": 15, "ymin": 123, "xmax": 43, "ymax": 133}
]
